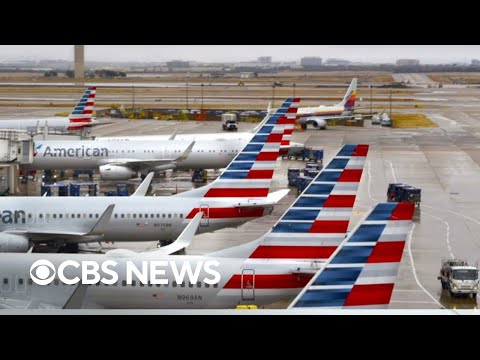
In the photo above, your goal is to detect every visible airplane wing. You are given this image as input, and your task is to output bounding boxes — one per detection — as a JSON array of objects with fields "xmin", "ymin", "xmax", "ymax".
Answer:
[
  {"xmin": 288, "ymin": 202, "xmax": 415, "ymax": 309},
  {"xmin": 99, "ymin": 141, "xmax": 195, "ymax": 170},
  {"xmin": 6, "ymin": 204, "xmax": 115, "ymax": 242},
  {"xmin": 143, "ymin": 212, "xmax": 203, "ymax": 256}
]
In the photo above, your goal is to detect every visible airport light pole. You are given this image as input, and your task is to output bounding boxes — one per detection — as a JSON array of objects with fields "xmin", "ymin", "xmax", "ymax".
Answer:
[
  {"xmin": 272, "ymin": 83, "xmax": 276, "ymax": 108},
  {"xmin": 186, "ymin": 82, "xmax": 189, "ymax": 111},
  {"xmin": 370, "ymin": 84, "xmax": 372, "ymax": 114},
  {"xmin": 293, "ymin": 83, "xmax": 296, "ymax": 98},
  {"xmin": 132, "ymin": 86, "xmax": 135, "ymax": 114},
  {"xmin": 201, "ymin": 83, "xmax": 204, "ymax": 112},
  {"xmin": 389, "ymin": 87, "xmax": 392, "ymax": 117}
]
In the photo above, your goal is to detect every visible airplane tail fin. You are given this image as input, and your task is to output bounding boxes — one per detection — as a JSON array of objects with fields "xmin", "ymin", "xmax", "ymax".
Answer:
[
  {"xmin": 337, "ymin": 78, "xmax": 357, "ymax": 110},
  {"xmin": 249, "ymin": 144, "xmax": 369, "ymax": 261},
  {"xmin": 289, "ymin": 202, "xmax": 415, "ymax": 309},
  {"xmin": 68, "ymin": 87, "xmax": 97, "ymax": 124},
  {"xmin": 175, "ymin": 97, "xmax": 300, "ymax": 199}
]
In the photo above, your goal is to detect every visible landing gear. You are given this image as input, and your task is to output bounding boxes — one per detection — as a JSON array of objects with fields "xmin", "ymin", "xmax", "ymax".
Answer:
[
  {"xmin": 192, "ymin": 170, "xmax": 208, "ymax": 182},
  {"xmin": 58, "ymin": 243, "xmax": 79, "ymax": 253}
]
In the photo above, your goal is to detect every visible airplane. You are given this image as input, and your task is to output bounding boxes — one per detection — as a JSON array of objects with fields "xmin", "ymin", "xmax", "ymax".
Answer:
[
  {"xmin": 0, "ymin": 144, "xmax": 416, "ymax": 309},
  {"xmin": 296, "ymin": 78, "xmax": 358, "ymax": 130},
  {"xmin": 0, "ymin": 97, "xmax": 300, "ymax": 252},
  {"xmin": 95, "ymin": 105, "xmax": 305, "ymax": 158},
  {"xmin": 30, "ymin": 106, "xmax": 302, "ymax": 181},
  {"xmin": 0, "ymin": 87, "xmax": 101, "ymax": 132}
]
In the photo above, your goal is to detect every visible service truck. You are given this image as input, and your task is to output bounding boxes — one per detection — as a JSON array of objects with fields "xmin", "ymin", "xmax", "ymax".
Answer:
[{"xmin": 438, "ymin": 258, "xmax": 479, "ymax": 298}]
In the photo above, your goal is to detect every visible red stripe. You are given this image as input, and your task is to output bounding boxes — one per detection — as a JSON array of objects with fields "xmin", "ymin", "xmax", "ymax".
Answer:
[
  {"xmin": 246, "ymin": 170, "xmax": 274, "ymax": 179},
  {"xmin": 323, "ymin": 195, "xmax": 356, "ymax": 208},
  {"xmin": 344, "ymin": 283, "xmax": 394, "ymax": 306},
  {"xmin": 277, "ymin": 117, "xmax": 296, "ymax": 125},
  {"xmin": 85, "ymin": 101, "xmax": 94, "ymax": 106},
  {"xmin": 203, "ymin": 188, "xmax": 269, "ymax": 198},
  {"xmin": 280, "ymin": 140, "xmax": 290, "ymax": 146},
  {"xmin": 266, "ymin": 133, "xmax": 283, "ymax": 143},
  {"xmin": 186, "ymin": 207, "xmax": 265, "ymax": 219},
  {"xmin": 309, "ymin": 220, "xmax": 349, "ymax": 233},
  {"xmin": 224, "ymin": 274, "xmax": 313, "ymax": 289},
  {"xmin": 249, "ymin": 245, "xmax": 337, "ymax": 259},
  {"xmin": 286, "ymin": 108, "xmax": 298, "ymax": 113},
  {"xmin": 338, "ymin": 169, "xmax": 363, "ymax": 182},
  {"xmin": 256, "ymin": 152, "xmax": 278, "ymax": 161},
  {"xmin": 69, "ymin": 118, "xmax": 92, "ymax": 123},
  {"xmin": 88, "ymin": 94, "xmax": 95, "ymax": 98},
  {"xmin": 353, "ymin": 144, "xmax": 369, "ymax": 157},
  {"xmin": 390, "ymin": 202, "xmax": 415, "ymax": 220},
  {"xmin": 279, "ymin": 149, "xmax": 288, "ymax": 156},
  {"xmin": 67, "ymin": 125, "xmax": 91, "ymax": 130},
  {"xmin": 82, "ymin": 110, "xmax": 93, "ymax": 114},
  {"xmin": 283, "ymin": 129, "xmax": 293, "ymax": 135},
  {"xmin": 90, "ymin": 86, "xmax": 97, "ymax": 90},
  {"xmin": 367, "ymin": 241, "xmax": 405, "ymax": 263}
]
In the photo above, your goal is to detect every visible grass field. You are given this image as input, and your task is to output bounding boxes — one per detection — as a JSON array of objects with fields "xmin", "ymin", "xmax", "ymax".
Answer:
[{"xmin": 391, "ymin": 113, "xmax": 437, "ymax": 128}]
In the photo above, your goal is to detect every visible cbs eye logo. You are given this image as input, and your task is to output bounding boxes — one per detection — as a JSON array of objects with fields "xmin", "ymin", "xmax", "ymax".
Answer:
[{"xmin": 30, "ymin": 260, "xmax": 56, "ymax": 285}]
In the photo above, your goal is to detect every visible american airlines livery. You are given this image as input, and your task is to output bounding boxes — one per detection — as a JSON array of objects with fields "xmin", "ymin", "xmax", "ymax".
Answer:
[
  {"xmin": 0, "ymin": 144, "xmax": 416, "ymax": 309},
  {"xmin": 0, "ymin": 87, "xmax": 99, "ymax": 132},
  {"xmin": 0, "ymin": 97, "xmax": 300, "ymax": 252}
]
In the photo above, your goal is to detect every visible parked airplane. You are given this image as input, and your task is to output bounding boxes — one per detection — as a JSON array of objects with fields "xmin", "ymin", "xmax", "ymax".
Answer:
[
  {"xmin": 0, "ymin": 87, "xmax": 100, "ymax": 132},
  {"xmin": 96, "ymin": 110, "xmax": 304, "ymax": 158},
  {"xmin": 296, "ymin": 78, "xmax": 358, "ymax": 130},
  {"xmin": 0, "ymin": 145, "xmax": 416, "ymax": 309},
  {"xmin": 0, "ymin": 98, "xmax": 300, "ymax": 252}
]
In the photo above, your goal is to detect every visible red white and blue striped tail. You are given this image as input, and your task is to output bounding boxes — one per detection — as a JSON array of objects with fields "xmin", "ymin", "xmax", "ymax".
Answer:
[
  {"xmin": 200, "ymin": 97, "xmax": 300, "ymax": 199},
  {"xmin": 288, "ymin": 202, "xmax": 415, "ymax": 309},
  {"xmin": 248, "ymin": 144, "xmax": 369, "ymax": 261},
  {"xmin": 68, "ymin": 87, "xmax": 96, "ymax": 123}
]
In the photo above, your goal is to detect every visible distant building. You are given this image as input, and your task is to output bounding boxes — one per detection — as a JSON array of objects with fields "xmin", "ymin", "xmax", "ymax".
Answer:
[
  {"xmin": 472, "ymin": 59, "xmax": 480, "ymax": 66},
  {"xmin": 324, "ymin": 58, "xmax": 351, "ymax": 66},
  {"xmin": 166, "ymin": 60, "xmax": 190, "ymax": 69},
  {"xmin": 396, "ymin": 59, "xmax": 420, "ymax": 66},
  {"xmin": 257, "ymin": 56, "xmax": 272, "ymax": 64},
  {"xmin": 300, "ymin": 57, "xmax": 323, "ymax": 67}
]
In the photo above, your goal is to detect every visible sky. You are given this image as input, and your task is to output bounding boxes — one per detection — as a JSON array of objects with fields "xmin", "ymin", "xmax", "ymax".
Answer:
[{"xmin": 1, "ymin": 45, "xmax": 479, "ymax": 64}]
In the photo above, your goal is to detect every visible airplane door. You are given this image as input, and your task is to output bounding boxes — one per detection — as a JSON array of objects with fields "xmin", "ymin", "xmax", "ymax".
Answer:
[
  {"xmin": 241, "ymin": 269, "xmax": 255, "ymax": 301},
  {"xmin": 199, "ymin": 205, "xmax": 209, "ymax": 227}
]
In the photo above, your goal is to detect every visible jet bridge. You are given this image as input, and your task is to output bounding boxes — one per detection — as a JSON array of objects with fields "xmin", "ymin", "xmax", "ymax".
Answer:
[{"xmin": 0, "ymin": 129, "xmax": 34, "ymax": 195}]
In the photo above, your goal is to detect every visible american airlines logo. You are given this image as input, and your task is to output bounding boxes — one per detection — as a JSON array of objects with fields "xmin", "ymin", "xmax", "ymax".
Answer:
[
  {"xmin": 38, "ymin": 145, "xmax": 109, "ymax": 157},
  {"xmin": 29, "ymin": 259, "xmax": 221, "ymax": 286}
]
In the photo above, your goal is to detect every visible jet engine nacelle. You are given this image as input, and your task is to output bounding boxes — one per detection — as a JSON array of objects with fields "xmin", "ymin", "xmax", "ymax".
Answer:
[
  {"xmin": 99, "ymin": 165, "xmax": 137, "ymax": 181},
  {"xmin": 0, "ymin": 233, "xmax": 29, "ymax": 252},
  {"xmin": 305, "ymin": 117, "xmax": 327, "ymax": 130}
]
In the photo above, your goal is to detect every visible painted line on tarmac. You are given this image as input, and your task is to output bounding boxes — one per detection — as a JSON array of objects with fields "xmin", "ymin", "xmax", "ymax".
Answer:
[{"xmin": 423, "ymin": 211, "xmax": 454, "ymax": 259}]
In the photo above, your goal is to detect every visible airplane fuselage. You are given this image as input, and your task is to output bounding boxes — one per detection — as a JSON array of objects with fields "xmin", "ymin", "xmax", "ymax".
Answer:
[
  {"xmin": 0, "ymin": 196, "xmax": 272, "ymax": 244},
  {"xmin": 0, "ymin": 117, "xmax": 95, "ymax": 131},
  {"xmin": 0, "ymin": 253, "xmax": 313, "ymax": 309}
]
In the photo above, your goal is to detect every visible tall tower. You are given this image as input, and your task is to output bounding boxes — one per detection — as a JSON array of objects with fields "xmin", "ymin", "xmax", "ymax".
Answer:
[{"xmin": 74, "ymin": 45, "xmax": 85, "ymax": 80}]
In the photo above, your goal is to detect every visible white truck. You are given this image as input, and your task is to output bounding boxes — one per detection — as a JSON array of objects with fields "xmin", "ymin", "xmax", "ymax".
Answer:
[
  {"xmin": 221, "ymin": 113, "xmax": 238, "ymax": 131},
  {"xmin": 438, "ymin": 259, "xmax": 479, "ymax": 298}
]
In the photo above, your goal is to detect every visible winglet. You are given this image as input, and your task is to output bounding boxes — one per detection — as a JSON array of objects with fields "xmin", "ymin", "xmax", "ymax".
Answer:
[
  {"xmin": 168, "ymin": 130, "xmax": 177, "ymax": 140},
  {"xmin": 88, "ymin": 204, "xmax": 115, "ymax": 235},
  {"xmin": 266, "ymin": 188, "xmax": 290, "ymax": 204},
  {"xmin": 131, "ymin": 172, "xmax": 154, "ymax": 197},
  {"xmin": 143, "ymin": 212, "xmax": 203, "ymax": 256},
  {"xmin": 174, "ymin": 141, "xmax": 195, "ymax": 163}
]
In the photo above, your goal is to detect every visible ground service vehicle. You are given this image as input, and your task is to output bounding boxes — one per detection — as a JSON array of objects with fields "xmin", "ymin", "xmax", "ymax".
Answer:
[
  {"xmin": 221, "ymin": 113, "xmax": 238, "ymax": 131},
  {"xmin": 438, "ymin": 258, "xmax": 479, "ymax": 298}
]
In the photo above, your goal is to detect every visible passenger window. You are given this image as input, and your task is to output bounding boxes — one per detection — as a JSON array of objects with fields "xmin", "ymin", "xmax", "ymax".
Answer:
[
  {"xmin": 28, "ymin": 279, "xmax": 33, "ymax": 285},
  {"xmin": 172, "ymin": 281, "xmax": 177, "ymax": 288},
  {"xmin": 18, "ymin": 278, "xmax": 23, "ymax": 285},
  {"xmin": 89, "ymin": 214, "xmax": 93, "ymax": 219},
  {"xmin": 53, "ymin": 214, "xmax": 57, "ymax": 219},
  {"xmin": 121, "ymin": 214, "xmax": 125, "ymax": 219},
  {"xmin": 133, "ymin": 214, "xmax": 137, "ymax": 219},
  {"xmin": 156, "ymin": 214, "xmax": 160, "ymax": 218},
  {"xmin": 72, "ymin": 214, "xmax": 75, "ymax": 218},
  {"xmin": 156, "ymin": 284, "xmax": 161, "ymax": 287},
  {"xmin": 150, "ymin": 214, "xmax": 154, "ymax": 218},
  {"xmin": 77, "ymin": 214, "xmax": 81, "ymax": 218},
  {"xmin": 213, "ymin": 283, "xmax": 219, "ymax": 288},
  {"xmin": 95, "ymin": 214, "xmax": 99, "ymax": 218},
  {"xmin": 139, "ymin": 214, "xmax": 142, "ymax": 218},
  {"xmin": 144, "ymin": 214, "xmax": 148, "ymax": 218},
  {"xmin": 114, "ymin": 214, "xmax": 118, "ymax": 219},
  {"xmin": 148, "ymin": 283, "xmax": 153, "ymax": 287},
  {"xmin": 59, "ymin": 214, "xmax": 63, "ymax": 219},
  {"xmin": 168, "ymin": 214, "xmax": 171, "ymax": 218},
  {"xmin": 131, "ymin": 280, "xmax": 136, "ymax": 287},
  {"xmin": 180, "ymin": 214, "xmax": 184, "ymax": 219},
  {"xmin": 122, "ymin": 280, "xmax": 127, "ymax": 286},
  {"xmin": 3, "ymin": 278, "xmax": 8, "ymax": 285},
  {"xmin": 140, "ymin": 282, "xmax": 145, "ymax": 287},
  {"xmin": 162, "ymin": 214, "xmax": 165, "ymax": 218},
  {"xmin": 180, "ymin": 282, "xmax": 185, "ymax": 288},
  {"xmin": 39, "ymin": 213, "xmax": 43, "ymax": 219},
  {"xmin": 205, "ymin": 283, "xmax": 210, "ymax": 288},
  {"xmin": 197, "ymin": 282, "xmax": 201, "ymax": 288}
]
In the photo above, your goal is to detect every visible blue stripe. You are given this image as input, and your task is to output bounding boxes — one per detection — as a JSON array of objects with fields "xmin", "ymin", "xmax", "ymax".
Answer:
[
  {"xmin": 292, "ymin": 196, "xmax": 327, "ymax": 208},
  {"xmin": 258, "ymin": 125, "xmax": 274, "ymax": 134},
  {"xmin": 326, "ymin": 158, "xmax": 349, "ymax": 169},
  {"xmin": 313, "ymin": 267, "xmax": 363, "ymax": 286},
  {"xmin": 282, "ymin": 209, "xmax": 320, "ymax": 221},
  {"xmin": 304, "ymin": 184, "xmax": 335, "ymax": 195},
  {"xmin": 276, "ymin": 108, "xmax": 287, "ymax": 114},
  {"xmin": 71, "ymin": 110, "xmax": 83, "ymax": 115},
  {"xmin": 294, "ymin": 289, "xmax": 349, "ymax": 307},
  {"xmin": 219, "ymin": 171, "xmax": 248, "ymax": 179},
  {"xmin": 315, "ymin": 171, "xmax": 342, "ymax": 182},
  {"xmin": 74, "ymin": 106, "xmax": 85, "ymax": 111},
  {"xmin": 330, "ymin": 245, "xmax": 375, "ymax": 264},
  {"xmin": 227, "ymin": 162, "xmax": 254, "ymax": 170},
  {"xmin": 348, "ymin": 224, "xmax": 385, "ymax": 243},
  {"xmin": 366, "ymin": 203, "xmax": 397, "ymax": 221},
  {"xmin": 271, "ymin": 222, "xmax": 313, "ymax": 233},
  {"xmin": 251, "ymin": 135, "xmax": 269, "ymax": 143},
  {"xmin": 235, "ymin": 153, "xmax": 258, "ymax": 161},
  {"xmin": 266, "ymin": 115, "xmax": 280, "ymax": 124},
  {"xmin": 338, "ymin": 145, "xmax": 357, "ymax": 156}
]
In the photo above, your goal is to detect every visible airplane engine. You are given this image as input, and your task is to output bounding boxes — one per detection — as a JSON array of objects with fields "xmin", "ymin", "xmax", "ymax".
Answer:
[
  {"xmin": 305, "ymin": 118, "xmax": 327, "ymax": 130},
  {"xmin": 99, "ymin": 165, "xmax": 137, "ymax": 181},
  {"xmin": 0, "ymin": 233, "xmax": 29, "ymax": 252}
]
